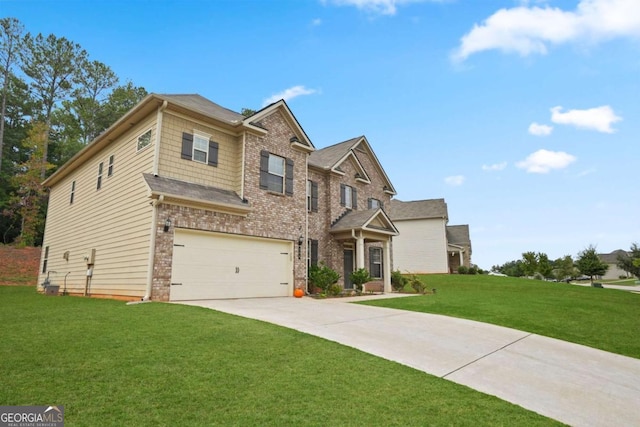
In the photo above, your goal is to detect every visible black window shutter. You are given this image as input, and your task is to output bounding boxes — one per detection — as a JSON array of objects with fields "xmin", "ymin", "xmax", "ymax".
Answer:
[
  {"xmin": 368, "ymin": 198, "xmax": 372, "ymax": 209},
  {"xmin": 311, "ymin": 239, "xmax": 319, "ymax": 267},
  {"xmin": 181, "ymin": 133, "xmax": 193, "ymax": 160},
  {"xmin": 208, "ymin": 141, "xmax": 219, "ymax": 167},
  {"xmin": 369, "ymin": 249, "xmax": 374, "ymax": 274},
  {"xmin": 352, "ymin": 187, "xmax": 358, "ymax": 209},
  {"xmin": 259, "ymin": 150, "xmax": 270, "ymax": 190},
  {"xmin": 340, "ymin": 184, "xmax": 345, "ymax": 206},
  {"xmin": 311, "ymin": 181, "xmax": 318, "ymax": 212},
  {"xmin": 285, "ymin": 158, "xmax": 294, "ymax": 196}
]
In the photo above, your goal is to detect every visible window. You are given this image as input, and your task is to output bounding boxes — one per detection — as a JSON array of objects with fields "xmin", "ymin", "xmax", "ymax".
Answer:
[
  {"xmin": 181, "ymin": 132, "xmax": 218, "ymax": 166},
  {"xmin": 137, "ymin": 129, "xmax": 152, "ymax": 151},
  {"xmin": 193, "ymin": 133, "xmax": 209, "ymax": 164},
  {"xmin": 369, "ymin": 247, "xmax": 382, "ymax": 279},
  {"xmin": 96, "ymin": 162, "xmax": 103, "ymax": 190},
  {"xmin": 108, "ymin": 155, "xmax": 114, "ymax": 177},
  {"xmin": 340, "ymin": 184, "xmax": 357, "ymax": 209},
  {"xmin": 368, "ymin": 198, "xmax": 382, "ymax": 209},
  {"xmin": 307, "ymin": 180, "xmax": 318, "ymax": 212},
  {"xmin": 70, "ymin": 181, "xmax": 75, "ymax": 204},
  {"xmin": 308, "ymin": 239, "xmax": 319, "ymax": 269},
  {"xmin": 42, "ymin": 246, "xmax": 49, "ymax": 273},
  {"xmin": 260, "ymin": 151, "xmax": 293, "ymax": 195}
]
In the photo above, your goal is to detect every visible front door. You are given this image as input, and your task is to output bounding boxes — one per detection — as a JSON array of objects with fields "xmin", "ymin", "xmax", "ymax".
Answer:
[{"xmin": 343, "ymin": 248, "xmax": 354, "ymax": 289}]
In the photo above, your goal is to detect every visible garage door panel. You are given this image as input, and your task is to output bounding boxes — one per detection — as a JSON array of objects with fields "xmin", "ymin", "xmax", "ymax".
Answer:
[{"xmin": 170, "ymin": 230, "xmax": 293, "ymax": 301}]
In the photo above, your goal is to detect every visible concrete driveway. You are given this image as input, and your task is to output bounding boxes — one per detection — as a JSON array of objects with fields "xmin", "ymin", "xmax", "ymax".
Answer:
[{"xmin": 178, "ymin": 295, "xmax": 640, "ymax": 427}]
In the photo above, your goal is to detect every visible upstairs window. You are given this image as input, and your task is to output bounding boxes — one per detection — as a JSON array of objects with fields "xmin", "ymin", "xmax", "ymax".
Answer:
[
  {"xmin": 181, "ymin": 132, "xmax": 218, "ymax": 167},
  {"xmin": 340, "ymin": 184, "xmax": 357, "ymax": 209},
  {"xmin": 368, "ymin": 198, "xmax": 382, "ymax": 209},
  {"xmin": 260, "ymin": 150, "xmax": 293, "ymax": 195},
  {"xmin": 96, "ymin": 162, "xmax": 103, "ymax": 190},
  {"xmin": 193, "ymin": 133, "xmax": 209, "ymax": 164},
  {"xmin": 70, "ymin": 181, "xmax": 76, "ymax": 204},
  {"xmin": 307, "ymin": 180, "xmax": 318, "ymax": 212},
  {"xmin": 137, "ymin": 129, "xmax": 152, "ymax": 151},
  {"xmin": 108, "ymin": 155, "xmax": 114, "ymax": 177}
]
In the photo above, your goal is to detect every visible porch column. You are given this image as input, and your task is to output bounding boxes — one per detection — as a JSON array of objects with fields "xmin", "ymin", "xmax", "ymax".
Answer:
[
  {"xmin": 383, "ymin": 238, "xmax": 391, "ymax": 293},
  {"xmin": 459, "ymin": 249, "xmax": 464, "ymax": 267},
  {"xmin": 356, "ymin": 231, "xmax": 365, "ymax": 270}
]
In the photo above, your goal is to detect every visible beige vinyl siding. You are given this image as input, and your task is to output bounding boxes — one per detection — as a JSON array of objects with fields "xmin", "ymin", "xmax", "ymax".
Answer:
[
  {"xmin": 158, "ymin": 112, "xmax": 242, "ymax": 194},
  {"xmin": 38, "ymin": 115, "xmax": 157, "ymax": 298},
  {"xmin": 392, "ymin": 218, "xmax": 448, "ymax": 274}
]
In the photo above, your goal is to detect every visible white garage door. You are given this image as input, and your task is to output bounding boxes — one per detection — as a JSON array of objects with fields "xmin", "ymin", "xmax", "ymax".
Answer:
[{"xmin": 170, "ymin": 229, "xmax": 293, "ymax": 301}]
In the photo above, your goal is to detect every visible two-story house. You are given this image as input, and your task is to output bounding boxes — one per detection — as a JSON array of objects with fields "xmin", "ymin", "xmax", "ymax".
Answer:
[{"xmin": 37, "ymin": 94, "xmax": 398, "ymax": 301}]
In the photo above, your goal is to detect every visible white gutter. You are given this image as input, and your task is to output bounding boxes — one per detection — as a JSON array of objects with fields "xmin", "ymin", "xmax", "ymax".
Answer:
[
  {"xmin": 152, "ymin": 101, "xmax": 168, "ymax": 176},
  {"xmin": 143, "ymin": 194, "xmax": 164, "ymax": 300},
  {"xmin": 305, "ymin": 153, "xmax": 309, "ymax": 293}
]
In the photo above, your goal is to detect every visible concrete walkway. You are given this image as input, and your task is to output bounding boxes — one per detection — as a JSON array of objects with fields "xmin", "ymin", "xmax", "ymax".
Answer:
[{"xmin": 178, "ymin": 295, "xmax": 640, "ymax": 427}]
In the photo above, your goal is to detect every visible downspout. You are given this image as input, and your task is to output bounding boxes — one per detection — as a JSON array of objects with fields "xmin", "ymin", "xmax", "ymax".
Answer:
[
  {"xmin": 143, "ymin": 194, "xmax": 164, "ymax": 301},
  {"xmin": 305, "ymin": 152, "xmax": 309, "ymax": 293},
  {"xmin": 152, "ymin": 100, "xmax": 168, "ymax": 176},
  {"xmin": 240, "ymin": 132, "xmax": 246, "ymax": 199}
]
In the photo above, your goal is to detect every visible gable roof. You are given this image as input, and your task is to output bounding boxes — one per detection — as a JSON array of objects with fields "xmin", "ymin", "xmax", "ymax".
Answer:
[
  {"xmin": 155, "ymin": 94, "xmax": 245, "ymax": 125},
  {"xmin": 388, "ymin": 198, "xmax": 448, "ymax": 221},
  {"xmin": 309, "ymin": 136, "xmax": 396, "ymax": 195},
  {"xmin": 244, "ymin": 99, "xmax": 314, "ymax": 152},
  {"xmin": 330, "ymin": 208, "xmax": 399, "ymax": 236},
  {"xmin": 598, "ymin": 249, "xmax": 628, "ymax": 264},
  {"xmin": 447, "ymin": 225, "xmax": 471, "ymax": 246}
]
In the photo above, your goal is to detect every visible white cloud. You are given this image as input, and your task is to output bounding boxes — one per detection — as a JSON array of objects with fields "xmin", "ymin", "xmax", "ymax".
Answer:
[
  {"xmin": 528, "ymin": 122, "xmax": 553, "ymax": 136},
  {"xmin": 322, "ymin": 0, "xmax": 437, "ymax": 16},
  {"xmin": 311, "ymin": 18, "xmax": 323, "ymax": 26},
  {"xmin": 444, "ymin": 175, "xmax": 465, "ymax": 186},
  {"xmin": 516, "ymin": 149, "xmax": 576, "ymax": 173},
  {"xmin": 262, "ymin": 86, "xmax": 318, "ymax": 107},
  {"xmin": 453, "ymin": 0, "xmax": 640, "ymax": 61},
  {"xmin": 482, "ymin": 162, "xmax": 507, "ymax": 171},
  {"xmin": 550, "ymin": 105, "xmax": 622, "ymax": 133}
]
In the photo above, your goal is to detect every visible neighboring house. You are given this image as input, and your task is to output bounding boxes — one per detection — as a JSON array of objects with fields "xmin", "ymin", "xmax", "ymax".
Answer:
[
  {"xmin": 388, "ymin": 199, "xmax": 471, "ymax": 274},
  {"xmin": 38, "ymin": 94, "xmax": 398, "ymax": 301},
  {"xmin": 446, "ymin": 225, "xmax": 472, "ymax": 273},
  {"xmin": 598, "ymin": 250, "xmax": 631, "ymax": 280}
]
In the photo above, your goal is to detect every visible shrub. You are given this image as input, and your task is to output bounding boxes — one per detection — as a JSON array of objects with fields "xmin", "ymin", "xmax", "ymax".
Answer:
[
  {"xmin": 457, "ymin": 265, "xmax": 468, "ymax": 274},
  {"xmin": 391, "ymin": 270, "xmax": 408, "ymax": 292},
  {"xmin": 467, "ymin": 266, "xmax": 478, "ymax": 275},
  {"xmin": 408, "ymin": 274, "xmax": 426, "ymax": 294},
  {"xmin": 349, "ymin": 268, "xmax": 371, "ymax": 292},
  {"xmin": 327, "ymin": 283, "xmax": 342, "ymax": 296},
  {"xmin": 308, "ymin": 262, "xmax": 340, "ymax": 294}
]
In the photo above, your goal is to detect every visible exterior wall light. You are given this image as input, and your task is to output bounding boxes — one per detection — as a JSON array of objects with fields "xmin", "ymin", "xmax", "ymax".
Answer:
[
  {"xmin": 164, "ymin": 218, "xmax": 172, "ymax": 232},
  {"xmin": 297, "ymin": 235, "xmax": 303, "ymax": 259}
]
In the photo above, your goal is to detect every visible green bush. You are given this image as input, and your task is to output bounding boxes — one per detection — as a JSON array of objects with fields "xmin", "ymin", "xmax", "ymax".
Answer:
[
  {"xmin": 467, "ymin": 266, "xmax": 478, "ymax": 275},
  {"xmin": 308, "ymin": 262, "xmax": 340, "ymax": 294},
  {"xmin": 408, "ymin": 275, "xmax": 426, "ymax": 294},
  {"xmin": 327, "ymin": 283, "xmax": 342, "ymax": 296},
  {"xmin": 391, "ymin": 270, "xmax": 408, "ymax": 292},
  {"xmin": 457, "ymin": 265, "xmax": 468, "ymax": 274},
  {"xmin": 350, "ymin": 268, "xmax": 371, "ymax": 292}
]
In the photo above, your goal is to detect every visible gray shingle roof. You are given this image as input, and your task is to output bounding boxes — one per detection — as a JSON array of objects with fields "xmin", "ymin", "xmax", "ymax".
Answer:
[
  {"xmin": 156, "ymin": 94, "xmax": 245, "ymax": 125},
  {"xmin": 143, "ymin": 174, "xmax": 247, "ymax": 208},
  {"xmin": 388, "ymin": 199, "xmax": 448, "ymax": 221},
  {"xmin": 308, "ymin": 137, "xmax": 362, "ymax": 169},
  {"xmin": 447, "ymin": 225, "xmax": 470, "ymax": 246},
  {"xmin": 599, "ymin": 249, "xmax": 628, "ymax": 264}
]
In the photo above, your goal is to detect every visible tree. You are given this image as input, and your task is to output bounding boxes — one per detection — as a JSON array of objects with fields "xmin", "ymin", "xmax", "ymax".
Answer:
[
  {"xmin": 0, "ymin": 17, "xmax": 25, "ymax": 175},
  {"xmin": 554, "ymin": 255, "xmax": 576, "ymax": 281},
  {"xmin": 97, "ymin": 81, "xmax": 147, "ymax": 131},
  {"xmin": 537, "ymin": 252, "xmax": 553, "ymax": 279},
  {"xmin": 521, "ymin": 251, "xmax": 538, "ymax": 277},
  {"xmin": 20, "ymin": 32, "xmax": 87, "ymax": 176},
  {"xmin": 575, "ymin": 245, "xmax": 608, "ymax": 284},
  {"xmin": 240, "ymin": 107, "xmax": 256, "ymax": 117},
  {"xmin": 4, "ymin": 122, "xmax": 53, "ymax": 246},
  {"xmin": 617, "ymin": 243, "xmax": 640, "ymax": 279}
]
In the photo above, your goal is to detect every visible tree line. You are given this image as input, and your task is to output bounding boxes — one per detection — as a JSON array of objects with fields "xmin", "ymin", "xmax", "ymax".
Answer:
[
  {"xmin": 491, "ymin": 243, "xmax": 640, "ymax": 282},
  {"xmin": 0, "ymin": 17, "xmax": 148, "ymax": 246}
]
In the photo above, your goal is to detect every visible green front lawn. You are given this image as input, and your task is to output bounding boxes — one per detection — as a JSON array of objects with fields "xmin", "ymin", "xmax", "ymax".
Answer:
[
  {"xmin": 0, "ymin": 286, "xmax": 559, "ymax": 426},
  {"xmin": 364, "ymin": 274, "xmax": 640, "ymax": 359}
]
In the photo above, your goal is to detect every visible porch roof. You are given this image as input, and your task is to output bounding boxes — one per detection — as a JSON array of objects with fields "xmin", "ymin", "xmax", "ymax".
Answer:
[{"xmin": 330, "ymin": 208, "xmax": 399, "ymax": 238}]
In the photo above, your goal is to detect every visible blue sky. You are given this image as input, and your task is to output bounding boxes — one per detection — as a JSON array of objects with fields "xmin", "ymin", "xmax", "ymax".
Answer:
[{"xmin": 3, "ymin": 0, "xmax": 639, "ymax": 269}]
